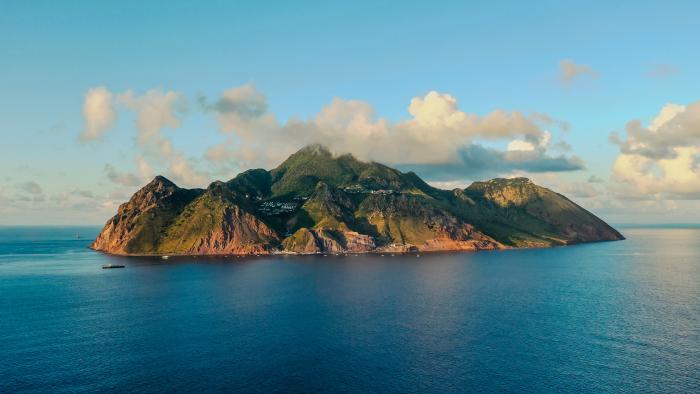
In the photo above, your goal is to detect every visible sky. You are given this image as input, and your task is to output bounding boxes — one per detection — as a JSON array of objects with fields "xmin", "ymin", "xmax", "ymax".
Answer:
[{"xmin": 1, "ymin": 0, "xmax": 700, "ymax": 225}]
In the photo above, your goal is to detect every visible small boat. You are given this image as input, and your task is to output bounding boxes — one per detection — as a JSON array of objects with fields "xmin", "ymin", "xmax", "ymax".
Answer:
[
  {"xmin": 162, "ymin": 255, "xmax": 170, "ymax": 260},
  {"xmin": 102, "ymin": 264, "xmax": 125, "ymax": 269}
]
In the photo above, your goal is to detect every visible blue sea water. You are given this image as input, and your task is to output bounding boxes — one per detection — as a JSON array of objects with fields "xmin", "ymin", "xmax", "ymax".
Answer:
[{"xmin": 1, "ymin": 226, "xmax": 699, "ymax": 393}]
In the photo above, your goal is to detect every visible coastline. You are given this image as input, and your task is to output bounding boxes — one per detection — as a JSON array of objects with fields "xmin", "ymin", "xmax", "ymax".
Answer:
[{"xmin": 89, "ymin": 237, "xmax": 625, "ymax": 258}]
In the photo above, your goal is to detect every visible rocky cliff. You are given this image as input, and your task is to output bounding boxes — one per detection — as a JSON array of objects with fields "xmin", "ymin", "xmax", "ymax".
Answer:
[{"xmin": 92, "ymin": 145, "xmax": 623, "ymax": 256}]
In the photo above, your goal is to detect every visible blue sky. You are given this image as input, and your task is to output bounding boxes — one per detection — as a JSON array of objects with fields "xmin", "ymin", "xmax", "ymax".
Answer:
[{"xmin": 1, "ymin": 1, "xmax": 699, "ymax": 224}]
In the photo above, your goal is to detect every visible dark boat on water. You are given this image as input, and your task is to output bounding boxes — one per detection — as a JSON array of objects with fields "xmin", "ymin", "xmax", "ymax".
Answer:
[{"xmin": 102, "ymin": 264, "xmax": 125, "ymax": 269}]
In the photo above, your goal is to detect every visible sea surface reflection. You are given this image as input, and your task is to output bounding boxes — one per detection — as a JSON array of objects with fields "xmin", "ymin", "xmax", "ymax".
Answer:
[{"xmin": 1, "ymin": 226, "xmax": 698, "ymax": 392}]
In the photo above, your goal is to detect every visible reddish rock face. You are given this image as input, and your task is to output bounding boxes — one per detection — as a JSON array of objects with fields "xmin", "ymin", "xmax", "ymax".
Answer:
[
  {"xmin": 342, "ymin": 231, "xmax": 376, "ymax": 253},
  {"xmin": 177, "ymin": 206, "xmax": 279, "ymax": 255},
  {"xmin": 91, "ymin": 177, "xmax": 278, "ymax": 256},
  {"xmin": 281, "ymin": 228, "xmax": 322, "ymax": 254},
  {"xmin": 91, "ymin": 176, "xmax": 199, "ymax": 255},
  {"xmin": 281, "ymin": 229, "xmax": 376, "ymax": 254},
  {"xmin": 280, "ymin": 225, "xmax": 499, "ymax": 254},
  {"xmin": 419, "ymin": 238, "xmax": 502, "ymax": 252}
]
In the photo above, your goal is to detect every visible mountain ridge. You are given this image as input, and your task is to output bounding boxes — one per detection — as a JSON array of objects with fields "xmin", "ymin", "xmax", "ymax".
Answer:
[{"xmin": 91, "ymin": 145, "xmax": 624, "ymax": 255}]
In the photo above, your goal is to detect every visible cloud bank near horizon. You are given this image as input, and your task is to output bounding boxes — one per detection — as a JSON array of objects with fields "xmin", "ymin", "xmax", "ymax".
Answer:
[
  {"xmin": 80, "ymin": 84, "xmax": 583, "ymax": 188},
  {"xmin": 611, "ymin": 100, "xmax": 700, "ymax": 199},
  {"xmin": 7, "ymin": 84, "xmax": 700, "ymax": 225},
  {"xmin": 74, "ymin": 84, "xmax": 700, "ymax": 209},
  {"xmin": 199, "ymin": 85, "xmax": 582, "ymax": 177}
]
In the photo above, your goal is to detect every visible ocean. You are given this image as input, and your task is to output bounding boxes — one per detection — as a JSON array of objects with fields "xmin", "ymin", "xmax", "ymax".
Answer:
[{"xmin": 1, "ymin": 226, "xmax": 698, "ymax": 393}]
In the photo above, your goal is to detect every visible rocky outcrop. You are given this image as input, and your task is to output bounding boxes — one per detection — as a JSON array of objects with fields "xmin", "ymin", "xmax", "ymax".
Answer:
[
  {"xmin": 91, "ymin": 177, "xmax": 277, "ymax": 255},
  {"xmin": 282, "ymin": 228, "xmax": 322, "ymax": 253},
  {"xmin": 342, "ymin": 231, "xmax": 376, "ymax": 252},
  {"xmin": 90, "ymin": 176, "xmax": 202, "ymax": 254},
  {"xmin": 463, "ymin": 177, "xmax": 624, "ymax": 245},
  {"xmin": 419, "ymin": 222, "xmax": 503, "ymax": 252},
  {"xmin": 281, "ymin": 228, "xmax": 376, "ymax": 254},
  {"xmin": 419, "ymin": 238, "xmax": 502, "ymax": 252},
  {"xmin": 175, "ymin": 205, "xmax": 279, "ymax": 255}
]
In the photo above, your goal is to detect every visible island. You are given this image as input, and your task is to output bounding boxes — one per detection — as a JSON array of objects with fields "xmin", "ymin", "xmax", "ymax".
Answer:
[{"xmin": 91, "ymin": 144, "xmax": 623, "ymax": 256}]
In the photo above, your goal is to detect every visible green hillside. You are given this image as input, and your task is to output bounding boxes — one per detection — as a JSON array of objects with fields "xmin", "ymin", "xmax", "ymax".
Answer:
[{"xmin": 92, "ymin": 145, "xmax": 623, "ymax": 255}]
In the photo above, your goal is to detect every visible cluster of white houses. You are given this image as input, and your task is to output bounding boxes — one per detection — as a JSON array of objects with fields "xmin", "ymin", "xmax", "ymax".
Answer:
[
  {"xmin": 342, "ymin": 184, "xmax": 397, "ymax": 195},
  {"xmin": 255, "ymin": 185, "xmax": 400, "ymax": 216},
  {"xmin": 257, "ymin": 201, "xmax": 298, "ymax": 215}
]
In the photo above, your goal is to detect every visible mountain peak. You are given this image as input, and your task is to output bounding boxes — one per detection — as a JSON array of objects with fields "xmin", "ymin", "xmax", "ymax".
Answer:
[
  {"xmin": 297, "ymin": 143, "xmax": 331, "ymax": 155},
  {"xmin": 146, "ymin": 175, "xmax": 177, "ymax": 189},
  {"xmin": 465, "ymin": 177, "xmax": 542, "ymax": 206},
  {"xmin": 270, "ymin": 144, "xmax": 432, "ymax": 198},
  {"xmin": 149, "ymin": 175, "xmax": 175, "ymax": 186},
  {"xmin": 274, "ymin": 144, "xmax": 336, "ymax": 171}
]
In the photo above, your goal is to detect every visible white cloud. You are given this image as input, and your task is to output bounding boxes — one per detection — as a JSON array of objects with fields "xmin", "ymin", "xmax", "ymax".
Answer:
[
  {"xmin": 166, "ymin": 153, "xmax": 209, "ymax": 187},
  {"xmin": 104, "ymin": 164, "xmax": 142, "ymax": 187},
  {"xmin": 612, "ymin": 146, "xmax": 700, "ymax": 198},
  {"xmin": 80, "ymin": 87, "xmax": 116, "ymax": 140},
  {"xmin": 117, "ymin": 89, "xmax": 185, "ymax": 148},
  {"xmin": 19, "ymin": 181, "xmax": 43, "ymax": 195},
  {"xmin": 79, "ymin": 87, "xmax": 211, "ymax": 188},
  {"xmin": 559, "ymin": 59, "xmax": 598, "ymax": 85},
  {"xmin": 209, "ymin": 84, "xmax": 267, "ymax": 122},
  {"xmin": 588, "ymin": 175, "xmax": 604, "ymax": 183},
  {"xmin": 203, "ymin": 86, "xmax": 578, "ymax": 177},
  {"xmin": 649, "ymin": 103, "xmax": 685, "ymax": 132},
  {"xmin": 1, "ymin": 181, "xmax": 47, "ymax": 204},
  {"xmin": 426, "ymin": 180, "xmax": 472, "ymax": 190},
  {"xmin": 611, "ymin": 101, "xmax": 700, "ymax": 199},
  {"xmin": 0, "ymin": 181, "xmax": 130, "ymax": 225},
  {"xmin": 205, "ymin": 144, "xmax": 232, "ymax": 163},
  {"xmin": 507, "ymin": 131, "xmax": 551, "ymax": 152},
  {"xmin": 507, "ymin": 139, "xmax": 536, "ymax": 152},
  {"xmin": 648, "ymin": 64, "xmax": 678, "ymax": 78},
  {"xmin": 135, "ymin": 156, "xmax": 154, "ymax": 180},
  {"xmin": 80, "ymin": 84, "xmax": 580, "ymax": 189},
  {"xmin": 104, "ymin": 154, "xmax": 206, "ymax": 189},
  {"xmin": 559, "ymin": 182, "xmax": 600, "ymax": 198}
]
